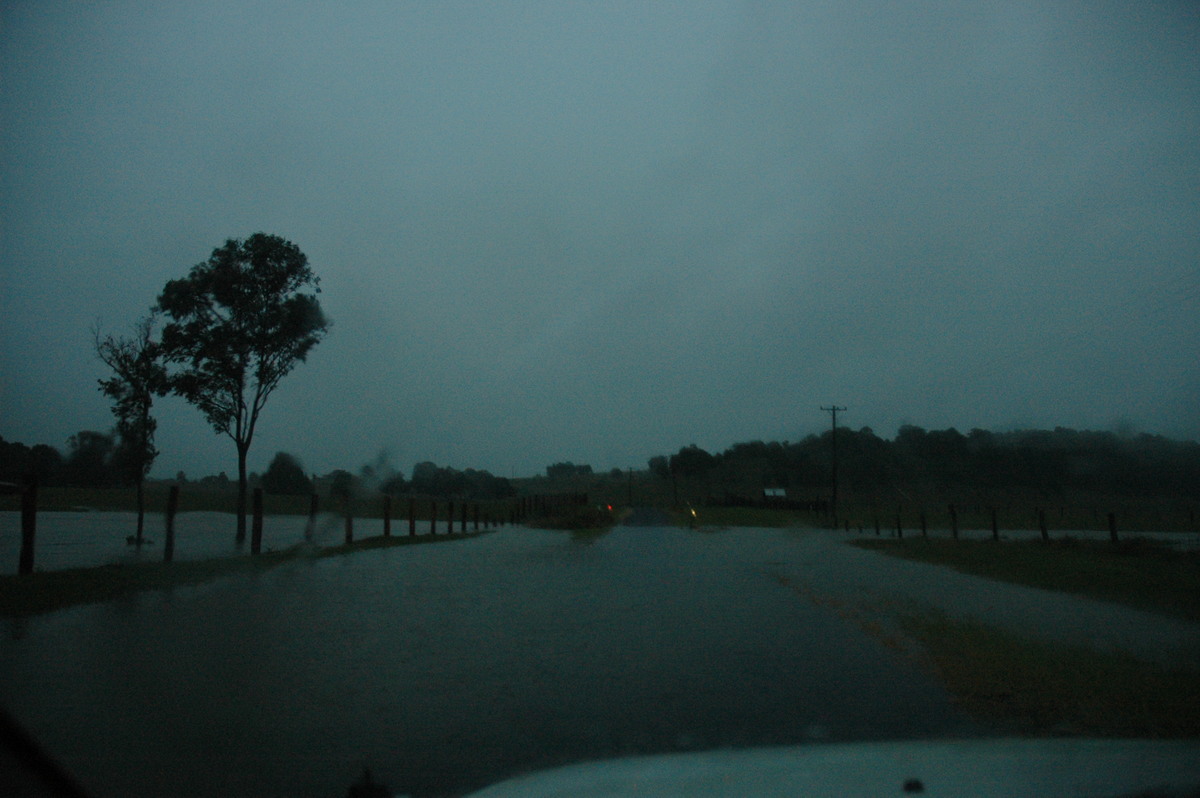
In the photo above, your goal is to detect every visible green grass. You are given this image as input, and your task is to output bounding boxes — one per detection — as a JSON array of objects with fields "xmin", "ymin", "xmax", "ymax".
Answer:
[
  {"xmin": 852, "ymin": 537, "xmax": 1200, "ymax": 622},
  {"xmin": 898, "ymin": 610, "xmax": 1200, "ymax": 737},
  {"xmin": 836, "ymin": 493, "xmax": 1199, "ymax": 534},
  {"xmin": 0, "ymin": 529, "xmax": 492, "ymax": 619}
]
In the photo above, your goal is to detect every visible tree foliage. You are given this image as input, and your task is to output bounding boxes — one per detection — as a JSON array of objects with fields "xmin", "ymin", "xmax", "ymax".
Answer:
[
  {"xmin": 379, "ymin": 473, "xmax": 409, "ymax": 494},
  {"xmin": 647, "ymin": 455, "xmax": 670, "ymax": 480},
  {"xmin": 647, "ymin": 426, "xmax": 1200, "ymax": 503},
  {"xmin": 62, "ymin": 431, "xmax": 118, "ymax": 488},
  {"xmin": 669, "ymin": 444, "xmax": 716, "ymax": 478},
  {"xmin": 156, "ymin": 234, "xmax": 328, "ymax": 442},
  {"xmin": 409, "ymin": 461, "xmax": 514, "ymax": 499},
  {"xmin": 94, "ymin": 316, "xmax": 165, "ymax": 487},
  {"xmin": 545, "ymin": 462, "xmax": 593, "ymax": 479},
  {"xmin": 327, "ymin": 469, "xmax": 356, "ymax": 504},
  {"xmin": 0, "ymin": 436, "xmax": 64, "ymax": 485},
  {"xmin": 261, "ymin": 452, "xmax": 314, "ymax": 496}
]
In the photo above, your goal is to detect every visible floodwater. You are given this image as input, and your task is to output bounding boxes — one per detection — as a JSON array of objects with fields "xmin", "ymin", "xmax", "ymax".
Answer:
[
  {"xmin": 0, "ymin": 510, "xmax": 360, "ymax": 573},
  {"xmin": 1, "ymin": 519, "xmax": 981, "ymax": 797}
]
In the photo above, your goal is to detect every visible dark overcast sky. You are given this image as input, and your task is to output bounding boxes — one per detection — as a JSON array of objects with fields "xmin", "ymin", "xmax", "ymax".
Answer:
[{"xmin": 2, "ymin": 1, "xmax": 1198, "ymax": 480}]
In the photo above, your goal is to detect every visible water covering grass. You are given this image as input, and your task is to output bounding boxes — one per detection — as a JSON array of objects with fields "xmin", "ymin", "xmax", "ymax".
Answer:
[
  {"xmin": 0, "ymin": 530, "xmax": 492, "ymax": 619},
  {"xmin": 852, "ymin": 536, "xmax": 1200, "ymax": 622}
]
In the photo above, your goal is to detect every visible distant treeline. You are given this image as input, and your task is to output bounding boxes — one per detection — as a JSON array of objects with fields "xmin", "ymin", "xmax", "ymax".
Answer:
[
  {"xmin": 7, "ymin": 425, "xmax": 1198, "ymax": 502},
  {"xmin": 362, "ymin": 460, "xmax": 515, "ymax": 501},
  {"xmin": 1, "ymin": 430, "xmax": 241, "ymax": 489},
  {"xmin": 0, "ymin": 433, "xmax": 515, "ymax": 502},
  {"xmin": 2, "ymin": 431, "xmax": 124, "ymax": 488},
  {"xmin": 648, "ymin": 426, "xmax": 1200, "ymax": 501}
]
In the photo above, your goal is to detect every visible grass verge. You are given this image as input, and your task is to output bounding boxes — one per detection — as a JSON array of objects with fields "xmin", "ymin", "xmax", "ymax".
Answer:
[
  {"xmin": 898, "ymin": 609, "xmax": 1200, "ymax": 737},
  {"xmin": 0, "ymin": 530, "xmax": 492, "ymax": 619},
  {"xmin": 851, "ymin": 537, "xmax": 1200, "ymax": 622}
]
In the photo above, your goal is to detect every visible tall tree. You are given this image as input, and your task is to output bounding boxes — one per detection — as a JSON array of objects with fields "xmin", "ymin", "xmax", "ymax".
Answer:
[
  {"xmin": 156, "ymin": 233, "xmax": 329, "ymax": 543},
  {"xmin": 62, "ymin": 431, "xmax": 118, "ymax": 488},
  {"xmin": 261, "ymin": 451, "xmax": 314, "ymax": 496},
  {"xmin": 95, "ymin": 316, "xmax": 165, "ymax": 544}
]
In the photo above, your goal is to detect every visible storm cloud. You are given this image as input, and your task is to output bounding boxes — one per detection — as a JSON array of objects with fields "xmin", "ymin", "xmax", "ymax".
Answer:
[{"xmin": 2, "ymin": 1, "xmax": 1197, "ymax": 478}]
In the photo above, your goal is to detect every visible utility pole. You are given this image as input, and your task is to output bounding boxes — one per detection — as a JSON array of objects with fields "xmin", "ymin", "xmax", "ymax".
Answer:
[{"xmin": 821, "ymin": 405, "xmax": 846, "ymax": 527}]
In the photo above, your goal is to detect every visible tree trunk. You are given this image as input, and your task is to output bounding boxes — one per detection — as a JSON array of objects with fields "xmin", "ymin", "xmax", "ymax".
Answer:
[
  {"xmin": 236, "ymin": 443, "xmax": 248, "ymax": 544},
  {"xmin": 135, "ymin": 478, "xmax": 146, "ymax": 545}
]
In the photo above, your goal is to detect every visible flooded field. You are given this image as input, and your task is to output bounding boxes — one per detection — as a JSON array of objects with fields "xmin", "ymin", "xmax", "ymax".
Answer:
[{"xmin": 0, "ymin": 510, "xmax": 368, "ymax": 573}]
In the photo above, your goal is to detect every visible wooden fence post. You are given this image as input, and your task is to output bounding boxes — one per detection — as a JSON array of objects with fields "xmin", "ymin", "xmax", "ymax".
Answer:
[
  {"xmin": 409, "ymin": 498, "xmax": 416, "ymax": 536},
  {"xmin": 474, "ymin": 504, "xmax": 480, "ymax": 531},
  {"xmin": 344, "ymin": 499, "xmax": 353, "ymax": 545},
  {"xmin": 949, "ymin": 504, "xmax": 958, "ymax": 541},
  {"xmin": 1038, "ymin": 508, "xmax": 1048, "ymax": 542},
  {"xmin": 383, "ymin": 495, "xmax": 392, "ymax": 537},
  {"xmin": 447, "ymin": 501, "xmax": 455, "ymax": 535},
  {"xmin": 429, "ymin": 501, "xmax": 437, "ymax": 535},
  {"xmin": 460, "ymin": 502, "xmax": 467, "ymax": 534},
  {"xmin": 251, "ymin": 488, "xmax": 264, "ymax": 555},
  {"xmin": 18, "ymin": 477, "xmax": 37, "ymax": 576},
  {"xmin": 306, "ymin": 494, "xmax": 319, "ymax": 543},
  {"xmin": 164, "ymin": 485, "xmax": 178, "ymax": 563}
]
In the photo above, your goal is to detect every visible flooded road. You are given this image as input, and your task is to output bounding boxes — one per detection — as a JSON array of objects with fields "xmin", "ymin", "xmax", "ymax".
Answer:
[{"xmin": 1, "ymin": 523, "xmax": 979, "ymax": 797}]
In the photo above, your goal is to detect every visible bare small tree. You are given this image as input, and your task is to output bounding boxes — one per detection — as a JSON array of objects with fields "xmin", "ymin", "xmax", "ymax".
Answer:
[{"xmin": 94, "ymin": 315, "xmax": 166, "ymax": 544}]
